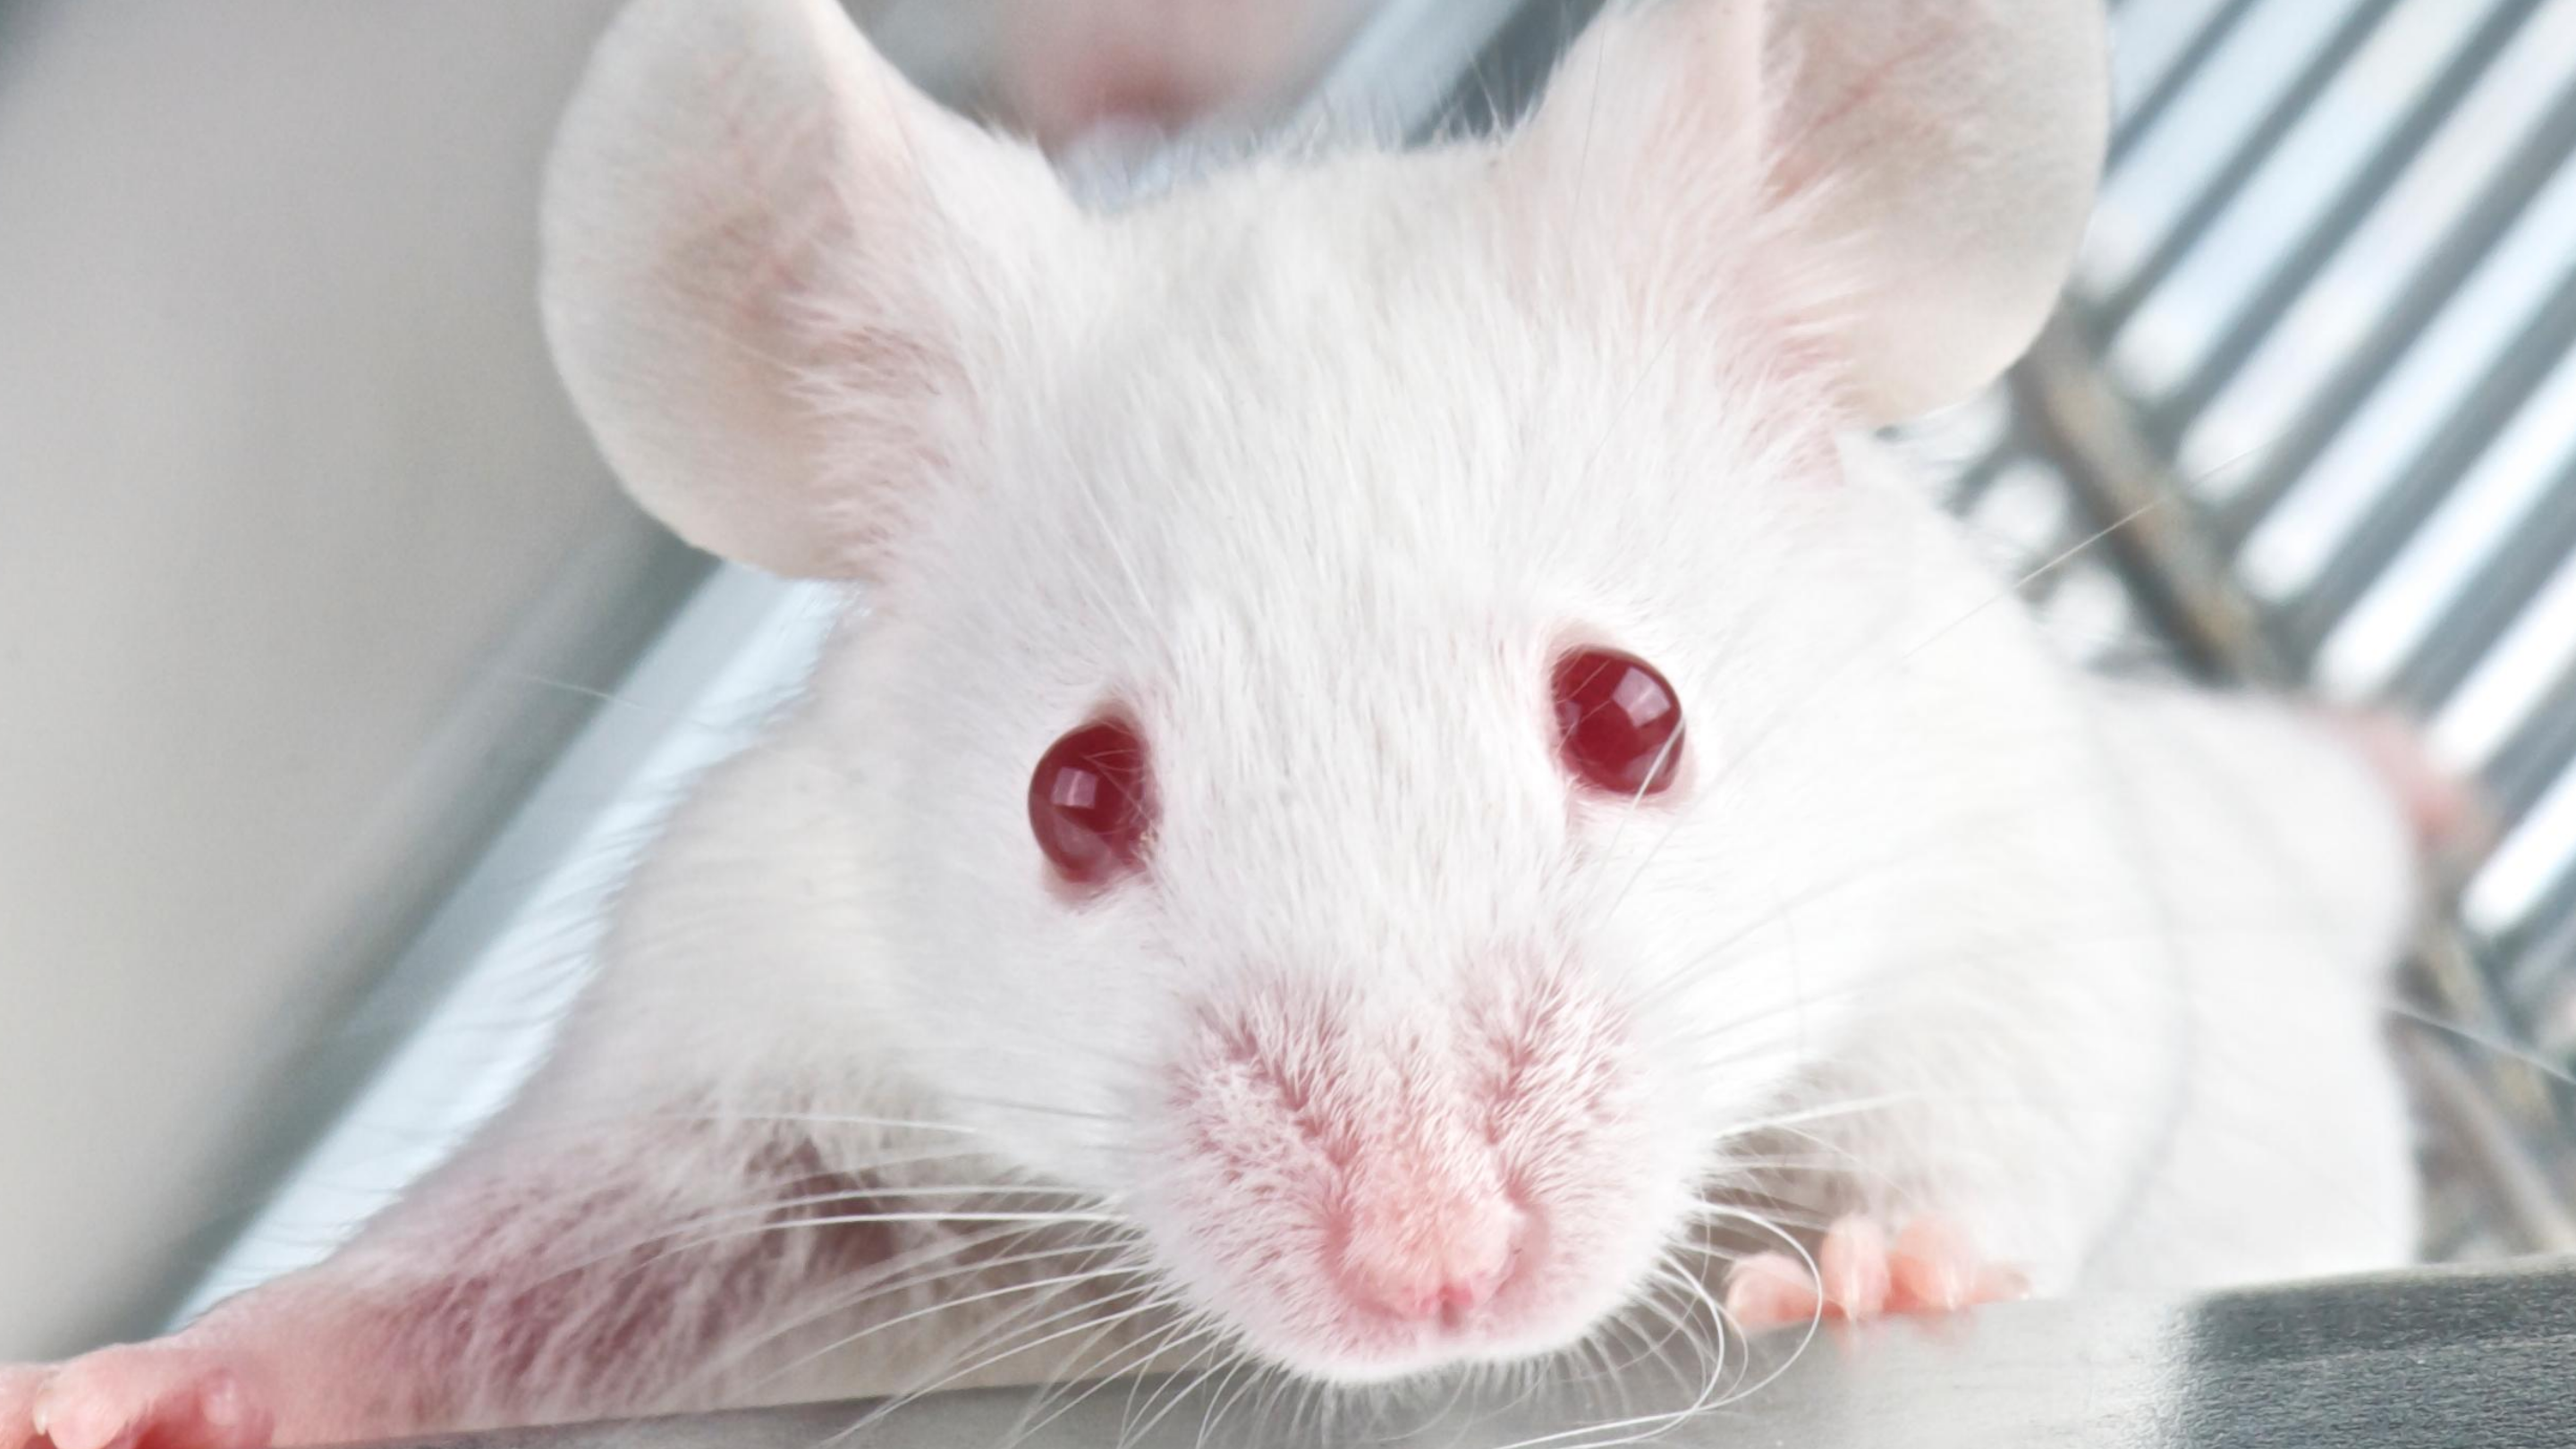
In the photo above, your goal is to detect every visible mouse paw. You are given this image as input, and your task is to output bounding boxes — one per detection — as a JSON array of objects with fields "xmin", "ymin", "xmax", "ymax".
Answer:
[
  {"xmin": 2, "ymin": 1344, "xmax": 275, "ymax": 1449},
  {"xmin": 1722, "ymin": 1216, "xmax": 2026, "ymax": 1331},
  {"xmin": 0, "ymin": 1368, "xmax": 37, "ymax": 1449},
  {"xmin": 2318, "ymin": 708, "xmax": 2496, "ymax": 863}
]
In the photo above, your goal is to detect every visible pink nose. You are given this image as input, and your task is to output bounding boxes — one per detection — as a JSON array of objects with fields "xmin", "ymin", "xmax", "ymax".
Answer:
[{"xmin": 1336, "ymin": 1199, "xmax": 1528, "ymax": 1325}]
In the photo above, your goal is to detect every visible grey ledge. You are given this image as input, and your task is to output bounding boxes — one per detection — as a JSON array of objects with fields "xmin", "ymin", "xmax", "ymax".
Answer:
[{"xmin": 346, "ymin": 1254, "xmax": 2576, "ymax": 1449}]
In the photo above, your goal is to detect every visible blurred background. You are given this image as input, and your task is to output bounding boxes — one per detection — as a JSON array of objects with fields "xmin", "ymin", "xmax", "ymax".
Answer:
[{"xmin": 3, "ymin": 0, "xmax": 2573, "ymax": 1363}]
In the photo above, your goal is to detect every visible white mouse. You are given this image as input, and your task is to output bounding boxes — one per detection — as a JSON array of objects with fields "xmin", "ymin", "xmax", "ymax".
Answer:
[{"xmin": 1, "ymin": 0, "xmax": 2451, "ymax": 1445}]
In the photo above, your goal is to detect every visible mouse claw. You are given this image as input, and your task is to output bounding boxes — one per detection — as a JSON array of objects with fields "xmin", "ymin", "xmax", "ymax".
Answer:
[
  {"xmin": 1818, "ymin": 1216, "xmax": 1893, "ymax": 1318},
  {"xmin": 1885, "ymin": 1217, "xmax": 2026, "ymax": 1313},
  {"xmin": 1721, "ymin": 1250, "xmax": 1824, "ymax": 1331}
]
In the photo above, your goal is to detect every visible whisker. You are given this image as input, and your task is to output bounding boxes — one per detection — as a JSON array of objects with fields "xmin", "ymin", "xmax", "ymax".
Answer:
[
  {"xmin": 1193, "ymin": 1356, "xmax": 1279, "ymax": 1449},
  {"xmin": 815, "ymin": 1281, "xmax": 1177, "ymax": 1448},
  {"xmin": 1004, "ymin": 1284, "xmax": 1198, "ymax": 1444},
  {"xmin": 674, "ymin": 1229, "xmax": 1112, "ymax": 1397},
  {"xmin": 945, "ymin": 1093, "xmax": 1131, "ymax": 1126},
  {"xmin": 722, "ymin": 1208, "xmax": 1129, "ymax": 1231},
  {"xmin": 580, "ymin": 1110, "xmax": 997, "ymax": 1137},
  {"xmin": 754, "ymin": 1258, "xmax": 1146, "ymax": 1395},
  {"xmin": 1118, "ymin": 1326, "xmax": 1240, "ymax": 1449},
  {"xmin": 2385, "ymin": 998, "xmax": 2576, "ymax": 1090},
  {"xmin": 886, "ymin": 1287, "xmax": 1186, "ymax": 1439}
]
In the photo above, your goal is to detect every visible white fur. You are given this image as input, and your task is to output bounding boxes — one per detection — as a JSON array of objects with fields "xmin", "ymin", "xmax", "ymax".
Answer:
[{"xmin": 0, "ymin": 0, "xmax": 2420, "ymax": 1442}]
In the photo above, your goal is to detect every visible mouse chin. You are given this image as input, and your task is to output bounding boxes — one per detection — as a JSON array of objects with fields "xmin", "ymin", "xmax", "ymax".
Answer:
[{"xmin": 1211, "ymin": 1233, "xmax": 1654, "ymax": 1385}]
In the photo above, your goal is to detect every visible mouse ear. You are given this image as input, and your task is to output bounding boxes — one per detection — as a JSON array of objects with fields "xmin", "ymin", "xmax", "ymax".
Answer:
[
  {"xmin": 540, "ymin": 0, "xmax": 1072, "ymax": 580},
  {"xmin": 1510, "ymin": 0, "xmax": 2107, "ymax": 427}
]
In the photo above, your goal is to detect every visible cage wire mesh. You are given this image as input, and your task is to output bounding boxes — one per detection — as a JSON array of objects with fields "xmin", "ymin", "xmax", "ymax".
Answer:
[{"xmin": 1880, "ymin": 0, "xmax": 2576, "ymax": 1258}]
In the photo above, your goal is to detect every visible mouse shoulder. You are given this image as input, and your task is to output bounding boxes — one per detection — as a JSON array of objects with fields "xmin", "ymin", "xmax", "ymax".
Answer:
[{"xmin": 537, "ymin": 673, "xmax": 910, "ymax": 1107}]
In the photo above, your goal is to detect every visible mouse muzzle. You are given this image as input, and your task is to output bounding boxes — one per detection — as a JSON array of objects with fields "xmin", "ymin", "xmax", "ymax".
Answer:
[{"xmin": 1137, "ymin": 961, "xmax": 1683, "ymax": 1382}]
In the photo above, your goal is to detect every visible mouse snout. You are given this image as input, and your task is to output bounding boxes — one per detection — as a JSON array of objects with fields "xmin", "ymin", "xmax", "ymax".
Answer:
[
  {"xmin": 1147, "ymin": 969, "xmax": 1667, "ymax": 1381},
  {"xmin": 1334, "ymin": 1171, "xmax": 1528, "ymax": 1325}
]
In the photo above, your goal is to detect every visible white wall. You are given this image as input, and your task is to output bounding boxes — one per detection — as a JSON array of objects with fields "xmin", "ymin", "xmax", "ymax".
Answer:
[{"xmin": 0, "ymin": 0, "xmax": 672, "ymax": 1356}]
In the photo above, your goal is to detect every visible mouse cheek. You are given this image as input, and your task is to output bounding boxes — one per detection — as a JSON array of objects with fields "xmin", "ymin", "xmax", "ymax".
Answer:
[{"xmin": 1132, "ymin": 972, "xmax": 1685, "ymax": 1382}]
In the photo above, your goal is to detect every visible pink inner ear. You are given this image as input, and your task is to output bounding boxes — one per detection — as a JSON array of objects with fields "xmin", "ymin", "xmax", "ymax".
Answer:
[
  {"xmin": 1767, "ymin": 14, "xmax": 1969, "ymax": 201},
  {"xmin": 1489, "ymin": 0, "xmax": 2102, "ymax": 428}
]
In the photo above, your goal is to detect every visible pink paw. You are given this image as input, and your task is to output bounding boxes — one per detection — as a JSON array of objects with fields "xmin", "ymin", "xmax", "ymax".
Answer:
[
  {"xmin": 1722, "ymin": 1216, "xmax": 2027, "ymax": 1331},
  {"xmin": 2, "ymin": 1345, "xmax": 274, "ymax": 1449},
  {"xmin": 2321, "ymin": 708, "xmax": 2496, "ymax": 863}
]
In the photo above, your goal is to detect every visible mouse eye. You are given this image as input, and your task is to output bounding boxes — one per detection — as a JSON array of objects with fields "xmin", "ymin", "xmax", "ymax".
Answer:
[
  {"xmin": 1553, "ymin": 648, "xmax": 1684, "ymax": 797},
  {"xmin": 1030, "ymin": 718, "xmax": 1156, "ymax": 885}
]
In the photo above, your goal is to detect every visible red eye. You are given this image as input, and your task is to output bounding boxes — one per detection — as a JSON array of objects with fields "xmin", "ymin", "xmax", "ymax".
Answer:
[
  {"xmin": 1553, "ymin": 648, "xmax": 1685, "ymax": 796},
  {"xmin": 1030, "ymin": 719, "xmax": 1156, "ymax": 885}
]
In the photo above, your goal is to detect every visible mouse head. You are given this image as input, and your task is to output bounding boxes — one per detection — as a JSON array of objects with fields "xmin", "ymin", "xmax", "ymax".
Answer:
[{"xmin": 542, "ymin": 0, "xmax": 2105, "ymax": 1384}]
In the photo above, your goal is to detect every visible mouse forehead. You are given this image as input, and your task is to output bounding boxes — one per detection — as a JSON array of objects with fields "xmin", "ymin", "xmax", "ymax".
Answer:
[
  {"xmin": 1138, "ymin": 569, "xmax": 1575, "ymax": 962},
  {"xmin": 894, "ymin": 148, "xmax": 1835, "ymax": 774},
  {"xmin": 1148, "ymin": 555, "xmax": 1530, "ymax": 750},
  {"xmin": 1009, "ymin": 155, "xmax": 1822, "ymax": 597},
  {"xmin": 967, "ymin": 172, "xmax": 1733, "ymax": 602}
]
